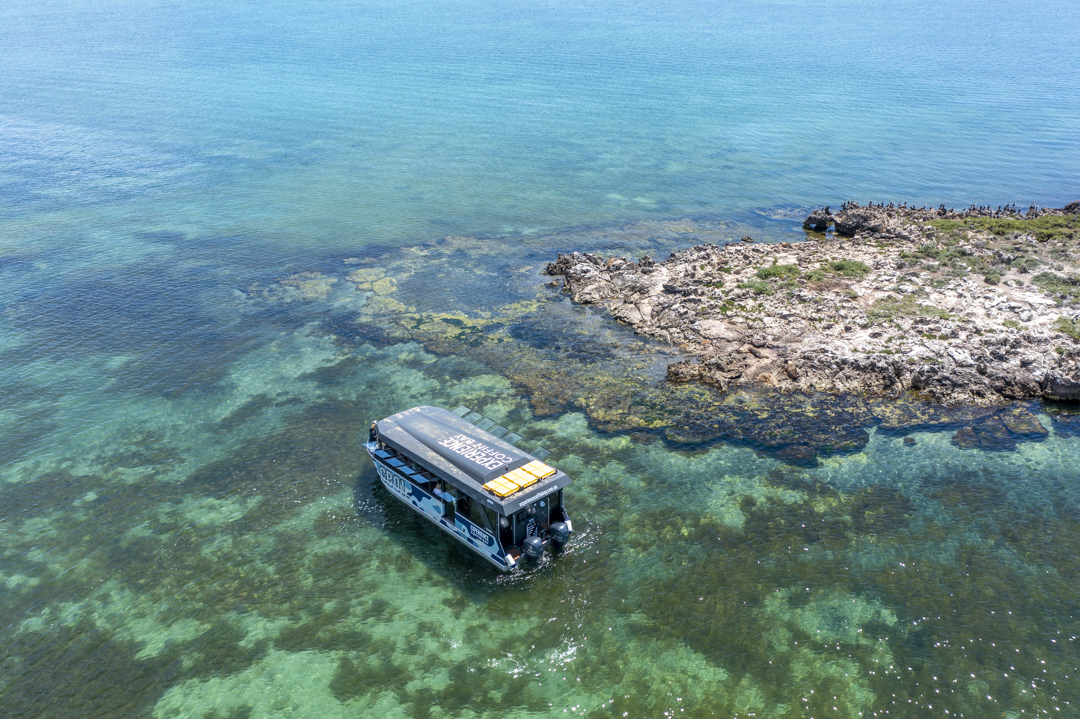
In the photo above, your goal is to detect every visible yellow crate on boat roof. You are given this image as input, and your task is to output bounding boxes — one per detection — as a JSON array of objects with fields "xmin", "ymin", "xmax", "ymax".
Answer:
[
  {"xmin": 506, "ymin": 468, "xmax": 538, "ymax": 488},
  {"xmin": 521, "ymin": 460, "xmax": 556, "ymax": 479},
  {"xmin": 483, "ymin": 476, "xmax": 521, "ymax": 497}
]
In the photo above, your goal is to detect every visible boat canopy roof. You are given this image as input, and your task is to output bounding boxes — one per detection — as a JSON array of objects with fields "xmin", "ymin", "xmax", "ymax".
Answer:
[{"xmin": 375, "ymin": 405, "xmax": 571, "ymax": 515}]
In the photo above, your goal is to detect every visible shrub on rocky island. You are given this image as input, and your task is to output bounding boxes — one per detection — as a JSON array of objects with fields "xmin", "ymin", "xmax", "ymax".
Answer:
[
  {"xmin": 1032, "ymin": 271, "xmax": 1080, "ymax": 301},
  {"xmin": 755, "ymin": 263, "xmax": 800, "ymax": 280},
  {"xmin": 739, "ymin": 279, "xmax": 774, "ymax": 295},
  {"xmin": 827, "ymin": 259, "xmax": 871, "ymax": 278},
  {"xmin": 1054, "ymin": 316, "xmax": 1080, "ymax": 340},
  {"xmin": 867, "ymin": 295, "xmax": 950, "ymax": 324}
]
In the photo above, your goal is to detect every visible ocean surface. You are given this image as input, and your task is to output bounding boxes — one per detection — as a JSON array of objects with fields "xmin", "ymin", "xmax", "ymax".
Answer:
[{"xmin": 3, "ymin": 0, "xmax": 1080, "ymax": 717}]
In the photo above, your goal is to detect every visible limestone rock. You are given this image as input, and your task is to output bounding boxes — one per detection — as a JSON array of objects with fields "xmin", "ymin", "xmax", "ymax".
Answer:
[
  {"xmin": 546, "ymin": 201, "xmax": 1080, "ymax": 406},
  {"xmin": 802, "ymin": 207, "xmax": 833, "ymax": 232}
]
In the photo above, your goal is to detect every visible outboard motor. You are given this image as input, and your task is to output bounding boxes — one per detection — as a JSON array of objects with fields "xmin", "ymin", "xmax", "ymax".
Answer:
[
  {"xmin": 549, "ymin": 521, "xmax": 570, "ymax": 547},
  {"xmin": 522, "ymin": 536, "xmax": 544, "ymax": 562}
]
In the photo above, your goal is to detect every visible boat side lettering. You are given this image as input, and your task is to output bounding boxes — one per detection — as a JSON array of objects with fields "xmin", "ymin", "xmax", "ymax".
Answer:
[
  {"xmin": 466, "ymin": 521, "xmax": 495, "ymax": 547},
  {"xmin": 376, "ymin": 463, "xmax": 408, "ymax": 497},
  {"xmin": 528, "ymin": 483, "xmax": 560, "ymax": 502}
]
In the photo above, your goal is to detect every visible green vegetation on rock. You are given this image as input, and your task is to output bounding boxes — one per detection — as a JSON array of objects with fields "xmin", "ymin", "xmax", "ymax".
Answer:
[
  {"xmin": 867, "ymin": 294, "xmax": 950, "ymax": 324},
  {"xmin": 739, "ymin": 279, "xmax": 775, "ymax": 295},
  {"xmin": 1053, "ymin": 317, "xmax": 1080, "ymax": 340},
  {"xmin": 928, "ymin": 214, "xmax": 1080, "ymax": 243},
  {"xmin": 827, "ymin": 259, "xmax": 871, "ymax": 278},
  {"xmin": 801, "ymin": 260, "xmax": 870, "ymax": 283},
  {"xmin": 1011, "ymin": 256, "xmax": 1044, "ymax": 273},
  {"xmin": 755, "ymin": 264, "xmax": 800, "ymax": 280},
  {"xmin": 1032, "ymin": 272, "xmax": 1080, "ymax": 301}
]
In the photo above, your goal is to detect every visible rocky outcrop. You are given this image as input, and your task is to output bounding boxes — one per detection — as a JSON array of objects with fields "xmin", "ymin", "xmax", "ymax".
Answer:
[
  {"xmin": 546, "ymin": 201, "xmax": 1080, "ymax": 406},
  {"xmin": 802, "ymin": 207, "xmax": 833, "ymax": 233}
]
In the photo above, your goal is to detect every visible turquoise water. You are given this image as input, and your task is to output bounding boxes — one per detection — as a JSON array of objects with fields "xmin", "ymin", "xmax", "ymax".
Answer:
[{"xmin": 3, "ymin": 1, "xmax": 1080, "ymax": 717}]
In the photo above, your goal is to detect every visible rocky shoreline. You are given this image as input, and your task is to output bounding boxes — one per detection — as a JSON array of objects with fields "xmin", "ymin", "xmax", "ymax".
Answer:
[{"xmin": 546, "ymin": 201, "xmax": 1080, "ymax": 406}]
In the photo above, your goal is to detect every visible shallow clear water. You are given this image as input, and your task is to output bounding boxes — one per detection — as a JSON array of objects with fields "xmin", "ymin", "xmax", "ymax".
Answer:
[{"xmin": 2, "ymin": 1, "xmax": 1080, "ymax": 717}]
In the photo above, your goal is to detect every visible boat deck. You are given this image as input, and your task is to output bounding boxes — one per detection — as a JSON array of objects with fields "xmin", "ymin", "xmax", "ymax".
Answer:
[{"xmin": 375, "ymin": 405, "xmax": 571, "ymax": 515}]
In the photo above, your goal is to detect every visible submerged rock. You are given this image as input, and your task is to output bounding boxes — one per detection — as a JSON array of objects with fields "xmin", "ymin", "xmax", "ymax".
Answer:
[
  {"xmin": 1046, "ymin": 406, "xmax": 1080, "ymax": 438},
  {"xmin": 999, "ymin": 407, "xmax": 1048, "ymax": 437},
  {"xmin": 951, "ymin": 416, "xmax": 1019, "ymax": 450},
  {"xmin": 870, "ymin": 395, "xmax": 997, "ymax": 432},
  {"xmin": 247, "ymin": 272, "xmax": 340, "ymax": 303},
  {"xmin": 774, "ymin": 443, "xmax": 818, "ymax": 466}
]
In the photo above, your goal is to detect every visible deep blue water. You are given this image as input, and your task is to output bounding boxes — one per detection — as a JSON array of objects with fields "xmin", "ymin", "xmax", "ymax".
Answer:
[
  {"xmin": 2, "ymin": 1, "xmax": 1080, "ymax": 717},
  {"xmin": 3, "ymin": 0, "xmax": 1079, "ymax": 251}
]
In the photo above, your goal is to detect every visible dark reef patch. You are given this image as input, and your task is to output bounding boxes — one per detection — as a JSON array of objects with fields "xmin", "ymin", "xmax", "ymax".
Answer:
[
  {"xmin": 6, "ymin": 262, "xmax": 267, "ymax": 398},
  {"xmin": 950, "ymin": 406, "xmax": 1050, "ymax": 450},
  {"xmin": 185, "ymin": 620, "xmax": 270, "ymax": 681},
  {"xmin": 0, "ymin": 621, "xmax": 184, "ymax": 719},
  {"xmin": 1046, "ymin": 403, "xmax": 1080, "ymax": 437},
  {"xmin": 275, "ymin": 600, "xmax": 373, "ymax": 653},
  {"xmin": 299, "ymin": 355, "xmax": 364, "ymax": 386},
  {"xmin": 951, "ymin": 416, "xmax": 1016, "ymax": 450},
  {"xmin": 0, "ymin": 253, "xmax": 36, "ymax": 274},
  {"xmin": 216, "ymin": 393, "xmax": 279, "ymax": 431},
  {"xmin": 0, "ymin": 406, "xmax": 57, "ymax": 467}
]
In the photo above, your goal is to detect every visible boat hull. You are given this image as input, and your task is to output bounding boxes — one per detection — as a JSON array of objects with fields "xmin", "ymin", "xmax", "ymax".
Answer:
[{"xmin": 366, "ymin": 443, "xmax": 513, "ymax": 572}]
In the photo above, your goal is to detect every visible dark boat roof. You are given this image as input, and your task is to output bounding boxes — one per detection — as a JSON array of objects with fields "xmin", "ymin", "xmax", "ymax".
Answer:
[{"xmin": 374, "ymin": 405, "xmax": 571, "ymax": 515}]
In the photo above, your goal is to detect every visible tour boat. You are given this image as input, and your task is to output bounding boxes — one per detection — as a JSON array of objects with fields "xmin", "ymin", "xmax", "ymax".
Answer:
[{"xmin": 366, "ymin": 405, "xmax": 573, "ymax": 571}]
